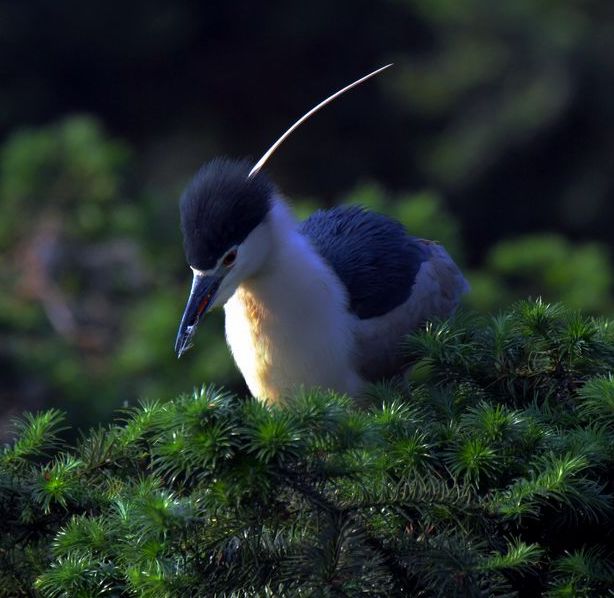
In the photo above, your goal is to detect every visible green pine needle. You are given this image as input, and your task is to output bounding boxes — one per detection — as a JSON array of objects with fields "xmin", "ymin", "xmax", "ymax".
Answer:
[{"xmin": 2, "ymin": 300, "xmax": 613, "ymax": 596}]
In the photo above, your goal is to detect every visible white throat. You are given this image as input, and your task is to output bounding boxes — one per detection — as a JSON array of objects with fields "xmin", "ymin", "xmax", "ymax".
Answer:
[{"xmin": 224, "ymin": 198, "xmax": 363, "ymax": 402}]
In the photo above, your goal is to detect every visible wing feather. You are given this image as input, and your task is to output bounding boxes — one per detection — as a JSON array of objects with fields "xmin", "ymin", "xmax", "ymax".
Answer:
[
  {"xmin": 354, "ymin": 239, "xmax": 469, "ymax": 380},
  {"xmin": 299, "ymin": 206, "xmax": 428, "ymax": 319}
]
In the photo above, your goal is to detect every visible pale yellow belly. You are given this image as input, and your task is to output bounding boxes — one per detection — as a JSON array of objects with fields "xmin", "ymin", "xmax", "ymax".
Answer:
[{"xmin": 224, "ymin": 288, "xmax": 362, "ymax": 403}]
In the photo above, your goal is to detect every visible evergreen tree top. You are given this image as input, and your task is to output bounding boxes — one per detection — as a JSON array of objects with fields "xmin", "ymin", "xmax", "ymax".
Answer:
[{"xmin": 2, "ymin": 299, "xmax": 614, "ymax": 596}]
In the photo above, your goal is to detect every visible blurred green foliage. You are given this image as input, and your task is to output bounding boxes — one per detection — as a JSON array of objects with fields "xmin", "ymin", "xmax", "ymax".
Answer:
[
  {"xmin": 470, "ymin": 235, "xmax": 613, "ymax": 313},
  {"xmin": 0, "ymin": 116, "xmax": 612, "ymax": 431},
  {"xmin": 0, "ymin": 117, "xmax": 132, "ymax": 245},
  {"xmin": 0, "ymin": 117, "xmax": 239, "ymax": 433}
]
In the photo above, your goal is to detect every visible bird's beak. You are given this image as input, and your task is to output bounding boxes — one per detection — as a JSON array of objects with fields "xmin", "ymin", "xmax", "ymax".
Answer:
[{"xmin": 175, "ymin": 271, "xmax": 223, "ymax": 358}]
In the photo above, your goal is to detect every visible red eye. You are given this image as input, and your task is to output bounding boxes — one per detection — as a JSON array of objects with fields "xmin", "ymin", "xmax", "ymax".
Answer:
[{"xmin": 222, "ymin": 250, "xmax": 237, "ymax": 267}]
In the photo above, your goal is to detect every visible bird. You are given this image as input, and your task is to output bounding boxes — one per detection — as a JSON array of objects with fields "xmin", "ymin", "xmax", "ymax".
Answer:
[{"xmin": 174, "ymin": 66, "xmax": 469, "ymax": 403}]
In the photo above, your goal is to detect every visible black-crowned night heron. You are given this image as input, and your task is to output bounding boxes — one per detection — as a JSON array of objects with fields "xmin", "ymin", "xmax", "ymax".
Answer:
[{"xmin": 174, "ymin": 66, "xmax": 468, "ymax": 403}]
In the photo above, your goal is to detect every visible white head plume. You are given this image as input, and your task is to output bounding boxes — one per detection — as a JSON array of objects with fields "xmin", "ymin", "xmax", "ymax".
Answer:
[{"xmin": 248, "ymin": 64, "xmax": 393, "ymax": 178}]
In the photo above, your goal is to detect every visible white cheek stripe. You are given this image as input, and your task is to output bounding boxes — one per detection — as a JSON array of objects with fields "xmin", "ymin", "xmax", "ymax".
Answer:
[{"xmin": 190, "ymin": 266, "xmax": 214, "ymax": 277}]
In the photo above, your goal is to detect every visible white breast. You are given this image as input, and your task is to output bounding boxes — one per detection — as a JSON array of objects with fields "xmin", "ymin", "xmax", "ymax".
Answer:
[{"xmin": 224, "ymin": 201, "xmax": 363, "ymax": 403}]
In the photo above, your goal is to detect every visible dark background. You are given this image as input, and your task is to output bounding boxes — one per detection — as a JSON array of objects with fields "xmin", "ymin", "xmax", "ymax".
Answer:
[{"xmin": 1, "ymin": 0, "xmax": 613, "ymax": 434}]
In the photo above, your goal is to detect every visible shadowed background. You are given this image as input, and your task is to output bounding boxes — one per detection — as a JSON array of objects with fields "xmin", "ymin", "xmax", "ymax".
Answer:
[{"xmin": 1, "ymin": 0, "xmax": 613, "ymax": 434}]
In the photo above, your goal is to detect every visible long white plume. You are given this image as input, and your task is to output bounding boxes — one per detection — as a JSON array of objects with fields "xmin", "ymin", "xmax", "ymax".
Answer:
[{"xmin": 248, "ymin": 64, "xmax": 393, "ymax": 178}]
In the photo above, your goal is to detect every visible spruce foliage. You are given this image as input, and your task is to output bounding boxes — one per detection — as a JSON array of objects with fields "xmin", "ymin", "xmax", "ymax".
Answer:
[{"xmin": 2, "ymin": 300, "xmax": 614, "ymax": 596}]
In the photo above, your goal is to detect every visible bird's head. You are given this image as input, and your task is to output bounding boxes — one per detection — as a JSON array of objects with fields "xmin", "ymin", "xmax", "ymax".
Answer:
[
  {"xmin": 175, "ymin": 158, "xmax": 274, "ymax": 358},
  {"xmin": 173, "ymin": 65, "xmax": 393, "ymax": 358}
]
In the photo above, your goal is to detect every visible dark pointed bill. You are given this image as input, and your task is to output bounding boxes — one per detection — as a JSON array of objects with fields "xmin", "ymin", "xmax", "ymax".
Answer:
[{"xmin": 175, "ymin": 272, "xmax": 222, "ymax": 358}]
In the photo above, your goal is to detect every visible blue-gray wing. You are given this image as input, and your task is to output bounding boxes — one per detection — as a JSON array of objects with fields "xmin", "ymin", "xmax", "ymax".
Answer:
[
  {"xmin": 352, "ymin": 238, "xmax": 470, "ymax": 380},
  {"xmin": 299, "ymin": 207, "xmax": 428, "ymax": 319}
]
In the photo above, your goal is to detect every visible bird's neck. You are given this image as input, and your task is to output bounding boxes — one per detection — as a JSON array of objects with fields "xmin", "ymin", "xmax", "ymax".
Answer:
[
  {"xmin": 242, "ymin": 197, "xmax": 348, "ymax": 316},
  {"xmin": 224, "ymin": 197, "xmax": 361, "ymax": 401}
]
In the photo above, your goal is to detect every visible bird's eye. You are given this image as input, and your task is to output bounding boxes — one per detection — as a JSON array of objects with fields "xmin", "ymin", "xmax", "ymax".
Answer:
[{"xmin": 222, "ymin": 249, "xmax": 237, "ymax": 267}]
